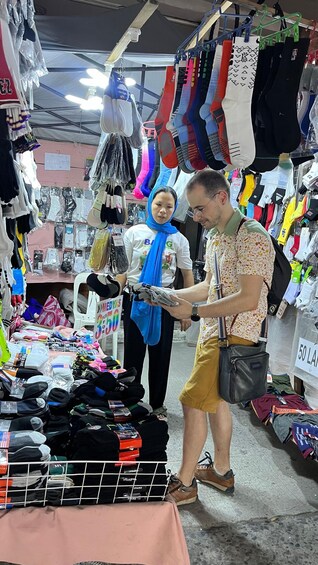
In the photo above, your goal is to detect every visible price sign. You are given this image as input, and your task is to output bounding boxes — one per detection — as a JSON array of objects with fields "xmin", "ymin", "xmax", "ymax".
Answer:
[
  {"xmin": 94, "ymin": 296, "xmax": 123, "ymax": 341},
  {"xmin": 295, "ymin": 337, "xmax": 318, "ymax": 378}
]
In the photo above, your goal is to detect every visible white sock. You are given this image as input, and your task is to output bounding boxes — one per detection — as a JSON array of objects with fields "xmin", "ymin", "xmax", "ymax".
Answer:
[
  {"xmin": 295, "ymin": 278, "xmax": 317, "ymax": 310},
  {"xmin": 221, "ymin": 36, "xmax": 259, "ymax": 168},
  {"xmin": 303, "ymin": 231, "xmax": 318, "ymax": 261},
  {"xmin": 47, "ymin": 194, "xmax": 61, "ymax": 222},
  {"xmin": 295, "ymin": 227, "xmax": 311, "ymax": 262},
  {"xmin": 0, "ymin": 209, "xmax": 14, "ymax": 258},
  {"xmin": 309, "ymin": 96, "xmax": 318, "ymax": 142}
]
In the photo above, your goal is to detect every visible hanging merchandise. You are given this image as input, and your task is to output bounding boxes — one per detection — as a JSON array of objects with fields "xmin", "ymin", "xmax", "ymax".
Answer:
[
  {"xmin": 88, "ymin": 229, "xmax": 111, "ymax": 271},
  {"xmin": 109, "ymin": 232, "xmax": 130, "ymax": 275},
  {"xmin": 154, "ymin": 3, "xmax": 312, "ymax": 174}
]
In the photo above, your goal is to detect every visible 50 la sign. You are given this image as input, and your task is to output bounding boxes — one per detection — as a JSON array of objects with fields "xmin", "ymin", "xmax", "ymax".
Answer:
[
  {"xmin": 94, "ymin": 296, "xmax": 123, "ymax": 341},
  {"xmin": 295, "ymin": 337, "xmax": 318, "ymax": 378}
]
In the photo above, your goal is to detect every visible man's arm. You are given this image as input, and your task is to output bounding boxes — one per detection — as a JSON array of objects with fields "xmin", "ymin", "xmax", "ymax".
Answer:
[
  {"xmin": 175, "ymin": 272, "xmax": 211, "ymax": 303},
  {"xmin": 164, "ymin": 273, "xmax": 264, "ymax": 320},
  {"xmin": 179, "ymin": 268, "xmax": 195, "ymax": 331}
]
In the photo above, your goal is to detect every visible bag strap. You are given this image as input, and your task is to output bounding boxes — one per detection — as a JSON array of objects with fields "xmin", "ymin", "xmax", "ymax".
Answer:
[
  {"xmin": 213, "ymin": 251, "xmax": 228, "ymax": 346},
  {"xmin": 214, "ymin": 216, "xmax": 268, "ymax": 342}
]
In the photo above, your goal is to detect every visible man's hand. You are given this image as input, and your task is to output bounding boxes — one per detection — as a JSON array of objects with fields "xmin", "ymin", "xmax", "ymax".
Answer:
[
  {"xmin": 161, "ymin": 296, "xmax": 192, "ymax": 320},
  {"xmin": 180, "ymin": 318, "xmax": 191, "ymax": 332}
]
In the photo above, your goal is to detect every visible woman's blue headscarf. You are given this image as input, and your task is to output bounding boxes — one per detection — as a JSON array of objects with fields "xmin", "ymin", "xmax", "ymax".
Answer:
[{"xmin": 131, "ymin": 186, "xmax": 178, "ymax": 345}]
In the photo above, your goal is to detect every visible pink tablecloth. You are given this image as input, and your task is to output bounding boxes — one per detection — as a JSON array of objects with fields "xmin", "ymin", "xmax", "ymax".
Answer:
[{"xmin": 0, "ymin": 502, "xmax": 190, "ymax": 565}]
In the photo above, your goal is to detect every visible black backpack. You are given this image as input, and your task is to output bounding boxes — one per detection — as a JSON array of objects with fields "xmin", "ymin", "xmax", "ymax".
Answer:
[{"xmin": 238, "ymin": 219, "xmax": 291, "ymax": 316}]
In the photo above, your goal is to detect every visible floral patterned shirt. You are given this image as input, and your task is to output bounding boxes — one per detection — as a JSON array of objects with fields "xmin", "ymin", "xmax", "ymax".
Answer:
[{"xmin": 200, "ymin": 209, "xmax": 275, "ymax": 344}]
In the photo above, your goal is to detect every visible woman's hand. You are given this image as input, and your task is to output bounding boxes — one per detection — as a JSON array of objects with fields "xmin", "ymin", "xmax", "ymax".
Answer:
[{"xmin": 180, "ymin": 318, "xmax": 191, "ymax": 332}]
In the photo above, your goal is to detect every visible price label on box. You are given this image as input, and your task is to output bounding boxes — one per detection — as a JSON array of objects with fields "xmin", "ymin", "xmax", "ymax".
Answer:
[
  {"xmin": 295, "ymin": 337, "xmax": 318, "ymax": 378},
  {"xmin": 94, "ymin": 296, "xmax": 123, "ymax": 341}
]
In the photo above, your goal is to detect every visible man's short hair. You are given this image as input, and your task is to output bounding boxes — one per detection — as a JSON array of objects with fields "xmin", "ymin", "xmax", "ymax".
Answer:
[{"xmin": 186, "ymin": 169, "xmax": 230, "ymax": 197}]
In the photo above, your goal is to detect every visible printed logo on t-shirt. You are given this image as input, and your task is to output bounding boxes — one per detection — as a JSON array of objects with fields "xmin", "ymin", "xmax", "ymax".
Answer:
[{"xmin": 0, "ymin": 78, "xmax": 12, "ymax": 96}]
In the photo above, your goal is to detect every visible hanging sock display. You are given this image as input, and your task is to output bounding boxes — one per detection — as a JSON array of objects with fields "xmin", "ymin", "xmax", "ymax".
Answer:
[
  {"xmin": 222, "ymin": 36, "xmax": 260, "ymax": 168},
  {"xmin": 172, "ymin": 57, "xmax": 195, "ymax": 172},
  {"xmin": 166, "ymin": 62, "xmax": 194, "ymax": 173},
  {"xmin": 210, "ymin": 39, "xmax": 233, "ymax": 165},
  {"xmin": 155, "ymin": 66, "xmax": 178, "ymax": 169},
  {"xmin": 265, "ymin": 37, "xmax": 310, "ymax": 154}
]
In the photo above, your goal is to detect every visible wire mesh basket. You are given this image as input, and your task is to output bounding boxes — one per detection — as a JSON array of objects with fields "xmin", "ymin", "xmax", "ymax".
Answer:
[{"xmin": 0, "ymin": 459, "xmax": 171, "ymax": 509}]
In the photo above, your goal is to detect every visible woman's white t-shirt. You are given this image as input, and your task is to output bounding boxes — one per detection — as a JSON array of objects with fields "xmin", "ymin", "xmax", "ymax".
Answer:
[{"xmin": 124, "ymin": 224, "xmax": 192, "ymax": 287}]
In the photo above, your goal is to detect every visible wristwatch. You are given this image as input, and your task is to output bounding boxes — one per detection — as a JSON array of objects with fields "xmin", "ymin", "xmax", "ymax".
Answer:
[{"xmin": 191, "ymin": 304, "xmax": 200, "ymax": 322}]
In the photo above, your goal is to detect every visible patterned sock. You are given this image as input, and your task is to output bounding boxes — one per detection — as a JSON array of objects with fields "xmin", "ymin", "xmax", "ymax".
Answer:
[
  {"xmin": 166, "ymin": 62, "xmax": 193, "ymax": 172},
  {"xmin": 155, "ymin": 66, "xmax": 178, "ymax": 168},
  {"xmin": 183, "ymin": 57, "xmax": 206, "ymax": 170},
  {"xmin": 173, "ymin": 58, "xmax": 195, "ymax": 171},
  {"xmin": 210, "ymin": 40, "xmax": 233, "ymax": 164},
  {"xmin": 188, "ymin": 51, "xmax": 224, "ymax": 170},
  {"xmin": 200, "ymin": 45, "xmax": 225, "ymax": 162},
  {"xmin": 222, "ymin": 36, "xmax": 259, "ymax": 168}
]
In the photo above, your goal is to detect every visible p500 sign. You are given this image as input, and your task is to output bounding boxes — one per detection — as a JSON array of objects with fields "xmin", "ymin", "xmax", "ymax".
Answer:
[
  {"xmin": 94, "ymin": 296, "xmax": 123, "ymax": 341},
  {"xmin": 295, "ymin": 337, "xmax": 318, "ymax": 378}
]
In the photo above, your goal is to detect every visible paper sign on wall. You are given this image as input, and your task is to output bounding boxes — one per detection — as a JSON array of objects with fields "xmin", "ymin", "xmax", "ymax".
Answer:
[
  {"xmin": 44, "ymin": 153, "xmax": 71, "ymax": 171},
  {"xmin": 94, "ymin": 296, "xmax": 123, "ymax": 341},
  {"xmin": 295, "ymin": 337, "xmax": 318, "ymax": 378}
]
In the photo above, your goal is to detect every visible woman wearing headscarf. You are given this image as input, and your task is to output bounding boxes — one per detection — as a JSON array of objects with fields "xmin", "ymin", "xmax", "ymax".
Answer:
[{"xmin": 118, "ymin": 186, "xmax": 193, "ymax": 416}]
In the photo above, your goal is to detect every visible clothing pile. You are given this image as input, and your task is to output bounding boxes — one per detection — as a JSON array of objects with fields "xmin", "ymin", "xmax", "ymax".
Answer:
[
  {"xmin": 0, "ymin": 333, "xmax": 169, "ymax": 508},
  {"xmin": 251, "ymin": 373, "xmax": 318, "ymax": 461}
]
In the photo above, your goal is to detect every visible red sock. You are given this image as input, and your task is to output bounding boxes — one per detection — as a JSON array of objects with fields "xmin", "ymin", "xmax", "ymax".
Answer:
[
  {"xmin": 265, "ymin": 203, "xmax": 275, "ymax": 231},
  {"xmin": 210, "ymin": 40, "xmax": 232, "ymax": 164},
  {"xmin": 253, "ymin": 205, "xmax": 263, "ymax": 222},
  {"xmin": 290, "ymin": 234, "xmax": 300, "ymax": 256},
  {"xmin": 155, "ymin": 66, "xmax": 178, "ymax": 169}
]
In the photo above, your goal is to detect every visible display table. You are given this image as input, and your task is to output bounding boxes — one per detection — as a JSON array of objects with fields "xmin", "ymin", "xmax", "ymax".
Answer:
[{"xmin": 0, "ymin": 501, "xmax": 190, "ymax": 565}]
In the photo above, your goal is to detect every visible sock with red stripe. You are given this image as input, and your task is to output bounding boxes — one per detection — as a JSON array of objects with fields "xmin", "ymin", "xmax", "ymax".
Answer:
[
  {"xmin": 189, "ymin": 50, "xmax": 224, "ymax": 170},
  {"xmin": 155, "ymin": 66, "xmax": 178, "ymax": 169},
  {"xmin": 200, "ymin": 44, "xmax": 224, "ymax": 162},
  {"xmin": 183, "ymin": 57, "xmax": 207, "ymax": 170},
  {"xmin": 210, "ymin": 40, "xmax": 233, "ymax": 164}
]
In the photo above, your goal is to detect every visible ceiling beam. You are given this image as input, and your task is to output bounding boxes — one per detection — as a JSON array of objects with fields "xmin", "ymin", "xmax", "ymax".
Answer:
[
  {"xmin": 32, "ymin": 120, "xmax": 100, "ymax": 127},
  {"xmin": 47, "ymin": 66, "xmax": 167, "ymax": 73},
  {"xmin": 33, "ymin": 125, "xmax": 100, "ymax": 136},
  {"xmin": 33, "ymin": 103, "xmax": 99, "ymax": 136}
]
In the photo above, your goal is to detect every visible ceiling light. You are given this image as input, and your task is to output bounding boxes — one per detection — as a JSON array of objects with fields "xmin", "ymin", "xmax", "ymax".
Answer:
[
  {"xmin": 65, "ymin": 94, "xmax": 86, "ymax": 105},
  {"xmin": 125, "ymin": 77, "xmax": 136, "ymax": 86},
  {"xmin": 80, "ymin": 96, "xmax": 103, "ymax": 111}
]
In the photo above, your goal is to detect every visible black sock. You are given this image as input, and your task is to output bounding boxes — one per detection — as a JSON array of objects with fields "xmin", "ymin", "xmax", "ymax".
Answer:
[{"xmin": 265, "ymin": 37, "xmax": 310, "ymax": 153}]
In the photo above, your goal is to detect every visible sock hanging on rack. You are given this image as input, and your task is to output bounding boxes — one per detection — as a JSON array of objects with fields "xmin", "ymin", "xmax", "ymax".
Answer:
[
  {"xmin": 266, "ymin": 37, "xmax": 310, "ymax": 153},
  {"xmin": 166, "ymin": 62, "xmax": 194, "ymax": 173},
  {"xmin": 148, "ymin": 138, "xmax": 161, "ymax": 190},
  {"xmin": 134, "ymin": 139, "xmax": 149, "ymax": 192},
  {"xmin": 153, "ymin": 158, "xmax": 173, "ymax": 191},
  {"xmin": 188, "ymin": 50, "xmax": 225, "ymax": 171},
  {"xmin": 200, "ymin": 44, "xmax": 225, "ymax": 162},
  {"xmin": 140, "ymin": 139, "xmax": 156, "ymax": 197},
  {"xmin": 222, "ymin": 36, "xmax": 259, "ymax": 168},
  {"xmin": 210, "ymin": 40, "xmax": 233, "ymax": 164},
  {"xmin": 155, "ymin": 66, "xmax": 178, "ymax": 169},
  {"xmin": 173, "ymin": 58, "xmax": 195, "ymax": 171},
  {"xmin": 183, "ymin": 57, "xmax": 207, "ymax": 170}
]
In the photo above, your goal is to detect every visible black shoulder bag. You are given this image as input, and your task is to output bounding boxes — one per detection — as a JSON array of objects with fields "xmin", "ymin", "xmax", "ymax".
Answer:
[{"xmin": 214, "ymin": 251, "xmax": 269, "ymax": 404}]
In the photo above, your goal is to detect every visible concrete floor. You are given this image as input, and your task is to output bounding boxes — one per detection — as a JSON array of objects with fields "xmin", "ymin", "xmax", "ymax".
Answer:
[{"xmin": 136, "ymin": 341, "xmax": 318, "ymax": 565}]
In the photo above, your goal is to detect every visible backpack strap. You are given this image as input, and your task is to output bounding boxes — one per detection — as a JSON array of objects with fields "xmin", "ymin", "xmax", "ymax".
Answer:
[{"xmin": 230, "ymin": 215, "xmax": 268, "ymax": 338}]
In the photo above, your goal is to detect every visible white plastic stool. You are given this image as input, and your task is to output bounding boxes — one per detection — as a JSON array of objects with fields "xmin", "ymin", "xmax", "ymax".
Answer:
[{"xmin": 73, "ymin": 272, "xmax": 118, "ymax": 359}]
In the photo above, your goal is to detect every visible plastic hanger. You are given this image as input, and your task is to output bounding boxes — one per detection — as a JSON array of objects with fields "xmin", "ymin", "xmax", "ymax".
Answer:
[{"xmin": 252, "ymin": 11, "xmax": 302, "ymax": 49}]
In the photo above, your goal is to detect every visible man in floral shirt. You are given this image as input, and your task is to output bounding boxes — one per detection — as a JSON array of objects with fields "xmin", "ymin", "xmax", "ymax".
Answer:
[{"xmin": 162, "ymin": 169, "xmax": 275, "ymax": 506}]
